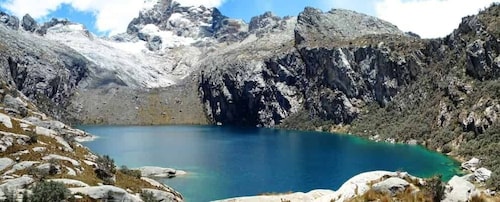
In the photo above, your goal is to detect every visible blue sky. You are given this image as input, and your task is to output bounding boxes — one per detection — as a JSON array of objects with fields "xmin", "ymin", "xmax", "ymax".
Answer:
[
  {"xmin": 0, "ymin": 0, "xmax": 497, "ymax": 38},
  {"xmin": 218, "ymin": 0, "xmax": 376, "ymax": 22}
]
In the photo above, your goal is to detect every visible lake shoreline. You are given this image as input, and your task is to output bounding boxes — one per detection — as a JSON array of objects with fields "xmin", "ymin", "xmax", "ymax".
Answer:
[{"xmin": 80, "ymin": 125, "xmax": 463, "ymax": 201}]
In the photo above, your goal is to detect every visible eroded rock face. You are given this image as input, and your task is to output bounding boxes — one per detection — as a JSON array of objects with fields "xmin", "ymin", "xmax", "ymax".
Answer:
[
  {"xmin": 0, "ymin": 24, "xmax": 93, "ymax": 121},
  {"xmin": 201, "ymin": 44, "xmax": 422, "ymax": 126},
  {"xmin": 451, "ymin": 14, "xmax": 500, "ymax": 80},
  {"xmin": 0, "ymin": 12, "xmax": 19, "ymax": 30},
  {"xmin": 21, "ymin": 14, "xmax": 37, "ymax": 32}
]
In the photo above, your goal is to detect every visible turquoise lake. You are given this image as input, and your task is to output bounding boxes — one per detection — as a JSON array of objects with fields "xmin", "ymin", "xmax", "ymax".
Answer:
[{"xmin": 79, "ymin": 125, "xmax": 460, "ymax": 202}]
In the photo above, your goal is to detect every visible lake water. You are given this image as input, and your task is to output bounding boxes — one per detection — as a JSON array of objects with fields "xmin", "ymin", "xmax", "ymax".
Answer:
[{"xmin": 79, "ymin": 125, "xmax": 460, "ymax": 202}]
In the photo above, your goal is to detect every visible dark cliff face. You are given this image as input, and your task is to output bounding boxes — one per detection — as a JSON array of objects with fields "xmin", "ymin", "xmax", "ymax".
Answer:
[
  {"xmin": 0, "ymin": 23, "xmax": 93, "ymax": 121},
  {"xmin": 199, "ymin": 7, "xmax": 414, "ymax": 127}
]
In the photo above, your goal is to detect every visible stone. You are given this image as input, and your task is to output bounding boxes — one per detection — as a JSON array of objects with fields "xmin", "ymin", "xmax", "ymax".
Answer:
[
  {"xmin": 461, "ymin": 157, "xmax": 480, "ymax": 171},
  {"xmin": 49, "ymin": 179, "xmax": 89, "ymax": 187},
  {"xmin": 0, "ymin": 176, "xmax": 34, "ymax": 192},
  {"xmin": 474, "ymin": 167, "xmax": 492, "ymax": 182},
  {"xmin": 32, "ymin": 147, "xmax": 46, "ymax": 152},
  {"xmin": 142, "ymin": 188, "xmax": 181, "ymax": 202},
  {"xmin": 372, "ymin": 177, "xmax": 409, "ymax": 196},
  {"xmin": 0, "ymin": 113, "xmax": 13, "ymax": 128},
  {"xmin": 4, "ymin": 161, "xmax": 39, "ymax": 175},
  {"xmin": 407, "ymin": 139, "xmax": 418, "ymax": 145},
  {"xmin": 21, "ymin": 14, "xmax": 37, "ymax": 32},
  {"xmin": 3, "ymin": 95, "xmax": 28, "ymax": 116},
  {"xmin": 69, "ymin": 185, "xmax": 142, "ymax": 201},
  {"xmin": 0, "ymin": 158, "xmax": 14, "ymax": 172},
  {"xmin": 42, "ymin": 154, "xmax": 80, "ymax": 166},
  {"xmin": 137, "ymin": 166, "xmax": 186, "ymax": 178},
  {"xmin": 443, "ymin": 176, "xmax": 478, "ymax": 202},
  {"xmin": 65, "ymin": 166, "xmax": 77, "ymax": 176}
]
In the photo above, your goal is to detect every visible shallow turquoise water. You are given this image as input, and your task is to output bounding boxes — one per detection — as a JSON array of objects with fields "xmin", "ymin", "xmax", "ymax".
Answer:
[{"xmin": 79, "ymin": 125, "xmax": 460, "ymax": 202}]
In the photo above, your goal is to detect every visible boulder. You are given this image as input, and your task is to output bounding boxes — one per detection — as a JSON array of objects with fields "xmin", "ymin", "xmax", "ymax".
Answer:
[
  {"xmin": 0, "ymin": 158, "xmax": 14, "ymax": 172},
  {"xmin": 69, "ymin": 185, "xmax": 141, "ymax": 201},
  {"xmin": 3, "ymin": 94, "xmax": 28, "ymax": 116},
  {"xmin": 137, "ymin": 166, "xmax": 186, "ymax": 178},
  {"xmin": 0, "ymin": 176, "xmax": 34, "ymax": 192},
  {"xmin": 443, "ymin": 176, "xmax": 478, "ymax": 202},
  {"xmin": 142, "ymin": 188, "xmax": 180, "ymax": 202},
  {"xmin": 42, "ymin": 154, "xmax": 80, "ymax": 166},
  {"xmin": 372, "ymin": 177, "xmax": 409, "ymax": 196},
  {"xmin": 36, "ymin": 163, "xmax": 60, "ymax": 175},
  {"xmin": 0, "ymin": 113, "xmax": 13, "ymax": 128},
  {"xmin": 32, "ymin": 147, "xmax": 46, "ymax": 152},
  {"xmin": 4, "ymin": 161, "xmax": 39, "ymax": 175},
  {"xmin": 474, "ymin": 167, "xmax": 492, "ymax": 182},
  {"xmin": 461, "ymin": 157, "xmax": 480, "ymax": 171},
  {"xmin": 48, "ymin": 179, "xmax": 89, "ymax": 187},
  {"xmin": 21, "ymin": 14, "xmax": 37, "ymax": 32}
]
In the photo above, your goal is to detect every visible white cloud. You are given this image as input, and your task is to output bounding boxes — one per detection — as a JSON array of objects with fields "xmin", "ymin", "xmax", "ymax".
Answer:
[
  {"xmin": 0, "ymin": 0, "xmax": 226, "ymax": 35},
  {"xmin": 375, "ymin": 0, "xmax": 497, "ymax": 38}
]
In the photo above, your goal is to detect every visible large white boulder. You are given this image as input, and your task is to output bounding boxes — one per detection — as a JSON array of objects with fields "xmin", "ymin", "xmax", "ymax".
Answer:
[
  {"xmin": 69, "ymin": 185, "xmax": 141, "ymax": 201},
  {"xmin": 142, "ymin": 188, "xmax": 182, "ymax": 202},
  {"xmin": 136, "ymin": 166, "xmax": 186, "ymax": 178},
  {"xmin": 443, "ymin": 176, "xmax": 478, "ymax": 202},
  {"xmin": 461, "ymin": 157, "xmax": 480, "ymax": 171},
  {"xmin": 0, "ymin": 158, "xmax": 14, "ymax": 172},
  {"xmin": 42, "ymin": 154, "xmax": 80, "ymax": 166},
  {"xmin": 372, "ymin": 177, "xmax": 409, "ymax": 196},
  {"xmin": 474, "ymin": 167, "xmax": 492, "ymax": 182},
  {"xmin": 48, "ymin": 179, "xmax": 89, "ymax": 187},
  {"xmin": 0, "ymin": 113, "xmax": 13, "ymax": 128},
  {"xmin": 0, "ymin": 176, "xmax": 34, "ymax": 192},
  {"xmin": 4, "ymin": 161, "xmax": 39, "ymax": 175}
]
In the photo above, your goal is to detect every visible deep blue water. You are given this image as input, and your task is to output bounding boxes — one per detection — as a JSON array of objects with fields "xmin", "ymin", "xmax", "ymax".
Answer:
[{"xmin": 79, "ymin": 125, "xmax": 460, "ymax": 202}]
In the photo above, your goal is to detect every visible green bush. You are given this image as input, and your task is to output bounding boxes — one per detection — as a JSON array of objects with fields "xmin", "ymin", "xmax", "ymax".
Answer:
[
  {"xmin": 487, "ymin": 169, "xmax": 500, "ymax": 191},
  {"xmin": 95, "ymin": 155, "xmax": 116, "ymax": 185},
  {"xmin": 423, "ymin": 175, "xmax": 445, "ymax": 202},
  {"xmin": 120, "ymin": 165, "xmax": 142, "ymax": 179},
  {"xmin": 26, "ymin": 131, "xmax": 38, "ymax": 144},
  {"xmin": 29, "ymin": 181, "xmax": 71, "ymax": 202},
  {"xmin": 140, "ymin": 191, "xmax": 156, "ymax": 202}
]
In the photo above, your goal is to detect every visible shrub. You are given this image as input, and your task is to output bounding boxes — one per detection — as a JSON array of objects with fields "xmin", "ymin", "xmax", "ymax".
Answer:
[
  {"xmin": 26, "ymin": 131, "xmax": 38, "ymax": 144},
  {"xmin": 423, "ymin": 175, "xmax": 445, "ymax": 202},
  {"xmin": 29, "ymin": 181, "xmax": 71, "ymax": 202},
  {"xmin": 141, "ymin": 191, "xmax": 156, "ymax": 202},
  {"xmin": 120, "ymin": 165, "xmax": 142, "ymax": 179},
  {"xmin": 95, "ymin": 155, "xmax": 116, "ymax": 184},
  {"xmin": 487, "ymin": 169, "xmax": 500, "ymax": 191}
]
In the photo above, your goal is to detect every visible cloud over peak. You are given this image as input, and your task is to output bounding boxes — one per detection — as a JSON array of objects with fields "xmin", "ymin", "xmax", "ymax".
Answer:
[{"xmin": 375, "ymin": 0, "xmax": 496, "ymax": 38}]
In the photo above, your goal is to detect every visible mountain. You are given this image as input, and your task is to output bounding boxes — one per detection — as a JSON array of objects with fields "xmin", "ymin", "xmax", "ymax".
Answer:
[{"xmin": 0, "ymin": 0, "xmax": 499, "ymax": 200}]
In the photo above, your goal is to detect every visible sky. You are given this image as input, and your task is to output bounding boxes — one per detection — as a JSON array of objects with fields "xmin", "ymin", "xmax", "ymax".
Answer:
[{"xmin": 0, "ymin": 0, "xmax": 497, "ymax": 38}]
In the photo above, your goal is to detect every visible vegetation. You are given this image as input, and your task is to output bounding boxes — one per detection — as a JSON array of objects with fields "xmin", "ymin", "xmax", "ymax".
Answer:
[
  {"xmin": 28, "ymin": 181, "xmax": 71, "ymax": 202},
  {"xmin": 95, "ymin": 155, "xmax": 116, "ymax": 184},
  {"xmin": 141, "ymin": 191, "xmax": 156, "ymax": 202},
  {"xmin": 120, "ymin": 165, "xmax": 142, "ymax": 179}
]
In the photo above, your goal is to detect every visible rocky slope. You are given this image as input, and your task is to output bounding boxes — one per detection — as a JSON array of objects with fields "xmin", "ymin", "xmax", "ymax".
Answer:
[{"xmin": 0, "ymin": 82, "xmax": 183, "ymax": 201}]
